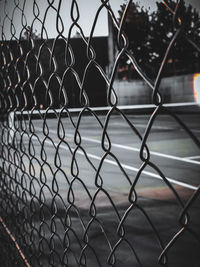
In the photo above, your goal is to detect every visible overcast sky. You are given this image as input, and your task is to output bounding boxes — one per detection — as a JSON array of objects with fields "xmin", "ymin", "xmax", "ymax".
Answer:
[{"xmin": 0, "ymin": 0, "xmax": 200, "ymax": 39}]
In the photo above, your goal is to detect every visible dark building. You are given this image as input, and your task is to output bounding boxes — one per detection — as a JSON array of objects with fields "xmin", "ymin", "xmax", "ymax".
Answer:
[{"xmin": 0, "ymin": 36, "xmax": 108, "ymax": 111}]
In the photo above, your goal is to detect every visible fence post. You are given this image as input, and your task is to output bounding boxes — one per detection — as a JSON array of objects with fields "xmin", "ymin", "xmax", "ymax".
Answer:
[{"xmin": 107, "ymin": 12, "xmax": 115, "ymax": 76}]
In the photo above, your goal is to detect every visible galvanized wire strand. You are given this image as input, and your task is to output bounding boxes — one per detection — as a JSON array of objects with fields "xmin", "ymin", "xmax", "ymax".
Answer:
[{"xmin": 0, "ymin": 0, "xmax": 200, "ymax": 266}]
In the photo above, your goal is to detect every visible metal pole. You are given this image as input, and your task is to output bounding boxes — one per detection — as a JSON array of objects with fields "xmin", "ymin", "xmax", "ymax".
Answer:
[{"xmin": 107, "ymin": 11, "xmax": 115, "ymax": 76}]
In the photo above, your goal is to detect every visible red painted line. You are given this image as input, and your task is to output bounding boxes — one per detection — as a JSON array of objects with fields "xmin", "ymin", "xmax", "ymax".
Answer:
[{"xmin": 0, "ymin": 217, "xmax": 31, "ymax": 267}]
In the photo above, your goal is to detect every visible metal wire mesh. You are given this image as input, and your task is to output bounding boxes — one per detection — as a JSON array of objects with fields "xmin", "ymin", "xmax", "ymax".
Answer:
[{"xmin": 0, "ymin": 0, "xmax": 200, "ymax": 266}]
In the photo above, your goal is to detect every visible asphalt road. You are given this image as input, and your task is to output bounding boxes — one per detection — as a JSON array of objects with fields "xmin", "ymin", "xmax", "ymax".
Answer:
[
  {"xmin": 26, "ymin": 112, "xmax": 200, "ymax": 199},
  {"xmin": 7, "ymin": 109, "xmax": 200, "ymax": 267}
]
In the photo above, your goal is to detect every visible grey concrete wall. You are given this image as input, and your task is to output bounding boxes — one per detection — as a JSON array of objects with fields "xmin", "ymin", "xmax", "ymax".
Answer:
[
  {"xmin": 113, "ymin": 79, "xmax": 151, "ymax": 105},
  {"xmin": 113, "ymin": 74, "xmax": 195, "ymax": 105},
  {"xmin": 160, "ymin": 74, "xmax": 194, "ymax": 103}
]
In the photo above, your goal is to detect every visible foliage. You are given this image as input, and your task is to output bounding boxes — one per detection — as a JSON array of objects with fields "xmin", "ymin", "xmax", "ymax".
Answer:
[
  {"xmin": 116, "ymin": 2, "xmax": 152, "ymax": 78},
  {"xmin": 117, "ymin": 0, "xmax": 200, "ymax": 79},
  {"xmin": 21, "ymin": 26, "xmax": 40, "ymax": 40}
]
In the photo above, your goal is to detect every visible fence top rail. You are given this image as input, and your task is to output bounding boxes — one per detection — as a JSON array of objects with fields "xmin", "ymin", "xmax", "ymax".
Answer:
[{"xmin": 10, "ymin": 102, "xmax": 199, "ymax": 115}]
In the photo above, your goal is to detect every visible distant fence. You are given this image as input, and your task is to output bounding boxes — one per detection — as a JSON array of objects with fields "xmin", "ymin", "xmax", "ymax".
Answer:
[{"xmin": 0, "ymin": 1, "xmax": 200, "ymax": 267}]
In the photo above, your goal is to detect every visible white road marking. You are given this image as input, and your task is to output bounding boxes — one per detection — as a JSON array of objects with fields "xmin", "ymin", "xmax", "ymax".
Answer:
[
  {"xmin": 44, "ymin": 138, "xmax": 198, "ymax": 191},
  {"xmin": 8, "ymin": 102, "xmax": 199, "ymax": 192},
  {"xmin": 76, "ymin": 135, "xmax": 200, "ymax": 166},
  {"xmin": 184, "ymin": 155, "xmax": 200, "ymax": 160},
  {"xmin": 116, "ymin": 123, "xmax": 200, "ymax": 133},
  {"xmin": 112, "ymin": 122, "xmax": 175, "ymax": 130},
  {"xmin": 74, "ymin": 135, "xmax": 200, "ymax": 164},
  {"xmin": 36, "ymin": 128, "xmax": 200, "ymax": 166},
  {"xmin": 134, "ymin": 124, "xmax": 174, "ymax": 130},
  {"xmin": 189, "ymin": 129, "xmax": 200, "ymax": 134},
  {"xmin": 19, "ymin": 131, "xmax": 198, "ymax": 190},
  {"xmin": 32, "ymin": 130, "xmax": 198, "ymax": 191}
]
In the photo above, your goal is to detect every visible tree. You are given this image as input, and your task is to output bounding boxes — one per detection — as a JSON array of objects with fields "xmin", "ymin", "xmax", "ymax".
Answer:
[
  {"xmin": 117, "ymin": 0, "xmax": 200, "ymax": 79},
  {"xmin": 22, "ymin": 26, "xmax": 40, "ymax": 40},
  {"xmin": 116, "ymin": 2, "xmax": 152, "ymax": 79},
  {"xmin": 150, "ymin": 0, "xmax": 200, "ymax": 75}
]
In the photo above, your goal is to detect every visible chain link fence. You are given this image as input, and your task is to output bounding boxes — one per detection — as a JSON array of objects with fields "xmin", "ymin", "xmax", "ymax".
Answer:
[{"xmin": 0, "ymin": 0, "xmax": 200, "ymax": 266}]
